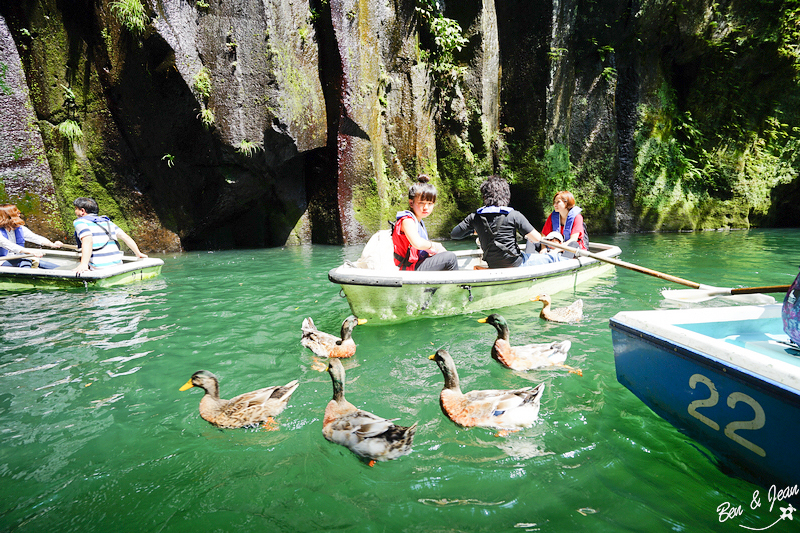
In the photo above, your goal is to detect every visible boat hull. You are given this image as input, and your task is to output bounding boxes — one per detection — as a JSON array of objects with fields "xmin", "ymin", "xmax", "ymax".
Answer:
[
  {"xmin": 0, "ymin": 258, "xmax": 164, "ymax": 290},
  {"xmin": 330, "ymin": 243, "xmax": 620, "ymax": 322},
  {"xmin": 610, "ymin": 304, "xmax": 800, "ymax": 488}
]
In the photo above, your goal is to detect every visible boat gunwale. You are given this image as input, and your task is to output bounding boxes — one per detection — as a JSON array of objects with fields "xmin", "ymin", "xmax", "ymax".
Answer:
[
  {"xmin": 0, "ymin": 258, "xmax": 164, "ymax": 284},
  {"xmin": 329, "ymin": 243, "xmax": 621, "ymax": 288},
  {"xmin": 610, "ymin": 317, "xmax": 800, "ymax": 404}
]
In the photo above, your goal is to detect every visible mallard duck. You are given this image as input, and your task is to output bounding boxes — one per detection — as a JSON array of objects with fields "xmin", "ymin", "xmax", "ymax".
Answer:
[
  {"xmin": 531, "ymin": 294, "xmax": 583, "ymax": 323},
  {"xmin": 179, "ymin": 370, "xmax": 299, "ymax": 429},
  {"xmin": 301, "ymin": 315, "xmax": 367, "ymax": 371},
  {"xmin": 323, "ymin": 358, "xmax": 416, "ymax": 466},
  {"xmin": 478, "ymin": 314, "xmax": 581, "ymax": 374},
  {"xmin": 428, "ymin": 349, "xmax": 545, "ymax": 432}
]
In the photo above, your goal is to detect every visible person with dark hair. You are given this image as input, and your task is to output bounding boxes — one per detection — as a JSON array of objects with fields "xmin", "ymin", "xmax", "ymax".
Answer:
[
  {"xmin": 72, "ymin": 197, "xmax": 147, "ymax": 273},
  {"xmin": 0, "ymin": 204, "xmax": 62, "ymax": 268},
  {"xmin": 538, "ymin": 191, "xmax": 588, "ymax": 250},
  {"xmin": 450, "ymin": 175, "xmax": 548, "ymax": 268},
  {"xmin": 392, "ymin": 175, "xmax": 458, "ymax": 271}
]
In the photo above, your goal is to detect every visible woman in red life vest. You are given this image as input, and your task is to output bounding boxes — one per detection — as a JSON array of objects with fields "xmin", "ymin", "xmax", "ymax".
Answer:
[
  {"xmin": 392, "ymin": 175, "xmax": 458, "ymax": 271},
  {"xmin": 540, "ymin": 191, "xmax": 588, "ymax": 250}
]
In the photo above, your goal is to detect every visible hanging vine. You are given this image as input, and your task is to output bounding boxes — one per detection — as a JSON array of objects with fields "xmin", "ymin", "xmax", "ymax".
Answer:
[{"xmin": 414, "ymin": 0, "xmax": 468, "ymax": 115}]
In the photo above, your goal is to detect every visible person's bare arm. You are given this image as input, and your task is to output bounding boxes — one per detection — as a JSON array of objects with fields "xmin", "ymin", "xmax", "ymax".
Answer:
[
  {"xmin": 116, "ymin": 229, "xmax": 148, "ymax": 258},
  {"xmin": 400, "ymin": 218, "xmax": 446, "ymax": 254},
  {"xmin": 74, "ymin": 235, "xmax": 93, "ymax": 273}
]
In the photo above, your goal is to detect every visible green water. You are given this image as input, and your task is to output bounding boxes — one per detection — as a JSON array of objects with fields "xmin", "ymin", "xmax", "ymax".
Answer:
[{"xmin": 1, "ymin": 229, "xmax": 798, "ymax": 532}]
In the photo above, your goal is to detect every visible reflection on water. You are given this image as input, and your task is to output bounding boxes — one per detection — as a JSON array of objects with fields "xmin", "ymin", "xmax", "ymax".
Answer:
[{"xmin": 0, "ymin": 230, "xmax": 798, "ymax": 532}]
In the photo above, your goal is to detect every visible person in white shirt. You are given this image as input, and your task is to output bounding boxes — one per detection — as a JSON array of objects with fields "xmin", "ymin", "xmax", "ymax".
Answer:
[{"xmin": 0, "ymin": 203, "xmax": 62, "ymax": 269}]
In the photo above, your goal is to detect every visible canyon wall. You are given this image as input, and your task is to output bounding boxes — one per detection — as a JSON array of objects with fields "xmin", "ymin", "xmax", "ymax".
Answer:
[{"xmin": 0, "ymin": 0, "xmax": 797, "ymax": 251}]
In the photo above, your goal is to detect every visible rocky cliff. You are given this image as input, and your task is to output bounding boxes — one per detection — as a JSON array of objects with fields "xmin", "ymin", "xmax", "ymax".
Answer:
[{"xmin": 0, "ymin": 0, "xmax": 797, "ymax": 251}]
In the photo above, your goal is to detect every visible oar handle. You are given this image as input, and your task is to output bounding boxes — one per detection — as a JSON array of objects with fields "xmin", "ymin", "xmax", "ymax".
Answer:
[
  {"xmin": 540, "ymin": 239, "xmax": 702, "ymax": 289},
  {"xmin": 730, "ymin": 285, "xmax": 792, "ymax": 295},
  {"xmin": 39, "ymin": 249, "xmax": 143, "ymax": 262},
  {"xmin": 1, "ymin": 253, "xmax": 35, "ymax": 262}
]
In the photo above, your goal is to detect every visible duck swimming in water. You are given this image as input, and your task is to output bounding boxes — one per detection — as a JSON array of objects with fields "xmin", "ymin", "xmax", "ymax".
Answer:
[
  {"xmin": 323, "ymin": 358, "xmax": 416, "ymax": 466},
  {"xmin": 531, "ymin": 294, "xmax": 583, "ymax": 323},
  {"xmin": 179, "ymin": 370, "xmax": 299, "ymax": 429},
  {"xmin": 428, "ymin": 349, "xmax": 545, "ymax": 432},
  {"xmin": 478, "ymin": 314, "xmax": 581, "ymax": 374},
  {"xmin": 301, "ymin": 315, "xmax": 367, "ymax": 371}
]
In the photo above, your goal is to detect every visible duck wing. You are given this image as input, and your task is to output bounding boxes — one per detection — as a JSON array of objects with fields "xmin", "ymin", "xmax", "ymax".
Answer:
[
  {"xmin": 509, "ymin": 340, "xmax": 572, "ymax": 369},
  {"xmin": 324, "ymin": 406, "xmax": 416, "ymax": 462},
  {"xmin": 301, "ymin": 317, "xmax": 341, "ymax": 357},
  {"xmin": 491, "ymin": 383, "xmax": 545, "ymax": 428},
  {"xmin": 218, "ymin": 380, "xmax": 300, "ymax": 422},
  {"xmin": 452, "ymin": 384, "xmax": 545, "ymax": 429},
  {"xmin": 550, "ymin": 299, "xmax": 583, "ymax": 322}
]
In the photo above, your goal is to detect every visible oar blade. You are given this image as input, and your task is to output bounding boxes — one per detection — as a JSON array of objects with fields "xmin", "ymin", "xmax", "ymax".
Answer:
[
  {"xmin": 661, "ymin": 288, "xmax": 776, "ymax": 304},
  {"xmin": 660, "ymin": 288, "xmax": 722, "ymax": 303},
  {"xmin": 718, "ymin": 293, "xmax": 776, "ymax": 305}
]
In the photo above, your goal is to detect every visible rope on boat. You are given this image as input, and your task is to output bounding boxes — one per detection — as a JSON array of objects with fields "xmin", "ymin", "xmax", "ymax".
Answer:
[{"xmin": 460, "ymin": 285, "xmax": 473, "ymax": 302}]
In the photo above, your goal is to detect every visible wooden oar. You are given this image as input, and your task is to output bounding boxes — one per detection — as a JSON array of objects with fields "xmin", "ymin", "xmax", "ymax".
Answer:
[
  {"xmin": 539, "ymin": 239, "xmax": 777, "ymax": 304},
  {"xmin": 660, "ymin": 285, "xmax": 790, "ymax": 303},
  {"xmin": 1, "ymin": 253, "xmax": 35, "ymax": 262},
  {"xmin": 538, "ymin": 239, "xmax": 704, "ymax": 288},
  {"xmin": 38, "ymin": 249, "xmax": 144, "ymax": 261}
]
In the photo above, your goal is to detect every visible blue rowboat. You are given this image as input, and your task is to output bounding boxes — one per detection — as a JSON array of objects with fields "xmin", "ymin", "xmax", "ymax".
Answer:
[{"xmin": 610, "ymin": 304, "xmax": 800, "ymax": 488}]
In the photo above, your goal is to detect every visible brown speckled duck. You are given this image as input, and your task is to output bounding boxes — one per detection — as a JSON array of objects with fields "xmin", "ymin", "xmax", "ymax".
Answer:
[
  {"xmin": 428, "ymin": 349, "xmax": 545, "ymax": 432},
  {"xmin": 302, "ymin": 315, "xmax": 367, "ymax": 370},
  {"xmin": 478, "ymin": 314, "xmax": 581, "ymax": 374},
  {"xmin": 179, "ymin": 370, "xmax": 299, "ymax": 429},
  {"xmin": 531, "ymin": 294, "xmax": 583, "ymax": 323},
  {"xmin": 323, "ymin": 359, "xmax": 416, "ymax": 466}
]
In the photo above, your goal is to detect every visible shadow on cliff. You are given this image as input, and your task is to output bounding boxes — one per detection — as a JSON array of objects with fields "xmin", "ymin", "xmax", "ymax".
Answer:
[{"xmin": 104, "ymin": 32, "xmax": 316, "ymax": 250}]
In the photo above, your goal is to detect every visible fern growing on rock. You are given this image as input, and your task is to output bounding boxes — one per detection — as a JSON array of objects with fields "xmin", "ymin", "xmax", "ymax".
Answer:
[{"xmin": 110, "ymin": 0, "xmax": 147, "ymax": 34}]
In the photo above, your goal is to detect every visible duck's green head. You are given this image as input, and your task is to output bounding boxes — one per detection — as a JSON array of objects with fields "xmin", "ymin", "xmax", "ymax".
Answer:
[
  {"xmin": 478, "ymin": 314, "xmax": 507, "ymax": 327},
  {"xmin": 478, "ymin": 314, "xmax": 509, "ymax": 336}
]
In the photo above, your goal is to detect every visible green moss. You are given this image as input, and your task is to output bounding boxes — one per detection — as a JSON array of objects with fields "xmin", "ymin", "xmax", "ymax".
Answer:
[
  {"xmin": 351, "ymin": 178, "xmax": 385, "ymax": 234},
  {"xmin": 436, "ymin": 134, "xmax": 485, "ymax": 217},
  {"xmin": 236, "ymin": 139, "xmax": 260, "ymax": 156},
  {"xmin": 0, "ymin": 186, "xmax": 41, "ymax": 215},
  {"xmin": 193, "ymin": 67, "xmax": 212, "ymax": 101},
  {"xmin": 110, "ymin": 0, "xmax": 147, "ymax": 35},
  {"xmin": 57, "ymin": 119, "xmax": 83, "ymax": 144},
  {"xmin": 0, "ymin": 63, "xmax": 13, "ymax": 96}
]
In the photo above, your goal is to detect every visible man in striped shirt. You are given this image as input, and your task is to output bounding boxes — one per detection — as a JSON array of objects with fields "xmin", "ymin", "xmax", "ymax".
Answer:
[{"xmin": 72, "ymin": 197, "xmax": 148, "ymax": 273}]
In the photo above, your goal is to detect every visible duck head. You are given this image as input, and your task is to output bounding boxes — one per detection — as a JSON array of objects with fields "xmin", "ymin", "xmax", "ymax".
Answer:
[
  {"xmin": 340, "ymin": 315, "xmax": 368, "ymax": 340},
  {"xmin": 532, "ymin": 294, "xmax": 552, "ymax": 305},
  {"xmin": 179, "ymin": 370, "xmax": 220, "ymax": 398},
  {"xmin": 478, "ymin": 314, "xmax": 510, "ymax": 339},
  {"xmin": 429, "ymin": 349, "xmax": 460, "ymax": 390}
]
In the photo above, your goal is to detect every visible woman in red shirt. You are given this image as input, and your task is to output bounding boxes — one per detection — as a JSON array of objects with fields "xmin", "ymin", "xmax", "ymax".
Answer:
[{"xmin": 540, "ymin": 191, "xmax": 588, "ymax": 250}]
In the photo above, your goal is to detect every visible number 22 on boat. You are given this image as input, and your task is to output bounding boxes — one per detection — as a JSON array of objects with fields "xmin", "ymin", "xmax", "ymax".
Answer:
[{"xmin": 687, "ymin": 373, "xmax": 766, "ymax": 458}]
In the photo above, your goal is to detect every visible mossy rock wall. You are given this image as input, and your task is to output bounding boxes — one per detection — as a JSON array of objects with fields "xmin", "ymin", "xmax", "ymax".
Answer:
[
  {"xmin": 0, "ymin": 16, "xmax": 63, "ymax": 240},
  {"xmin": 2, "ymin": 0, "xmax": 800, "ymax": 251}
]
